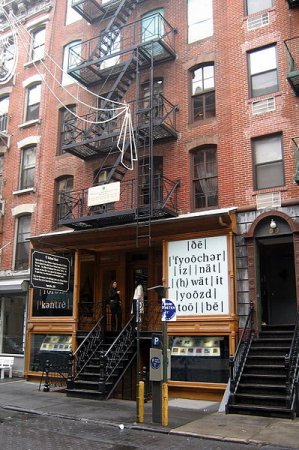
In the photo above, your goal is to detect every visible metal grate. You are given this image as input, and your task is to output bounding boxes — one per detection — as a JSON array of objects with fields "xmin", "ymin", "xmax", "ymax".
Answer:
[
  {"xmin": 247, "ymin": 13, "xmax": 269, "ymax": 31},
  {"xmin": 252, "ymin": 97, "xmax": 275, "ymax": 115},
  {"xmin": 256, "ymin": 192, "xmax": 281, "ymax": 210}
]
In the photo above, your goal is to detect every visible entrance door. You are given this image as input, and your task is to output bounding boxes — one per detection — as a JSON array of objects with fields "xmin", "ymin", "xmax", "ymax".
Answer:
[{"xmin": 258, "ymin": 238, "xmax": 297, "ymax": 325}]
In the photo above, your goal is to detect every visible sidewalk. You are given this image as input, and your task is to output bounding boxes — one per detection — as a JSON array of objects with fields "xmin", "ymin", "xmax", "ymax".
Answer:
[{"xmin": 0, "ymin": 379, "xmax": 298, "ymax": 449}]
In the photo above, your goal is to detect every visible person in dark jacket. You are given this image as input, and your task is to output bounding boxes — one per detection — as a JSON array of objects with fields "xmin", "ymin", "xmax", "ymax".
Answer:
[{"xmin": 108, "ymin": 281, "xmax": 122, "ymax": 331}]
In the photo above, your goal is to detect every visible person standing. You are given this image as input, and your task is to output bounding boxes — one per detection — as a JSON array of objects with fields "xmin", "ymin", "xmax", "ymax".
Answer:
[
  {"xmin": 108, "ymin": 281, "xmax": 122, "ymax": 332},
  {"xmin": 133, "ymin": 277, "xmax": 144, "ymax": 323}
]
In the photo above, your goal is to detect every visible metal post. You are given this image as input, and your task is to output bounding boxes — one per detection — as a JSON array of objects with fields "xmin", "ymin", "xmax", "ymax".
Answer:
[
  {"xmin": 43, "ymin": 359, "xmax": 50, "ymax": 392},
  {"xmin": 162, "ymin": 319, "xmax": 168, "ymax": 426},
  {"xmin": 136, "ymin": 300, "xmax": 141, "ymax": 421}
]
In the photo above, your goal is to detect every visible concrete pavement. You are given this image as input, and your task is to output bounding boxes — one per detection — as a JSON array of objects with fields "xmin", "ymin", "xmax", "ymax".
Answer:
[{"xmin": 0, "ymin": 379, "xmax": 298, "ymax": 449}]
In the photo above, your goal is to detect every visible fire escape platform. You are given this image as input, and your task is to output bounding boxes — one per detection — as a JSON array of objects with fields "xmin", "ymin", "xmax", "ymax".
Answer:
[
  {"xmin": 71, "ymin": 0, "xmax": 120, "ymax": 23},
  {"xmin": 68, "ymin": 40, "xmax": 176, "ymax": 87},
  {"xmin": 287, "ymin": 0, "xmax": 299, "ymax": 7}
]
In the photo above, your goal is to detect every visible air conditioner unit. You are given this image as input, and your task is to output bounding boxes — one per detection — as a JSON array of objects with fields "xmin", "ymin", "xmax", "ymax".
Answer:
[{"xmin": 0, "ymin": 200, "xmax": 5, "ymax": 216}]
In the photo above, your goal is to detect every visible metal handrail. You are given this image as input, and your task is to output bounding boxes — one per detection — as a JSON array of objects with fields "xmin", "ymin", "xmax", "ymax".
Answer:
[
  {"xmin": 285, "ymin": 311, "xmax": 299, "ymax": 413},
  {"xmin": 229, "ymin": 302, "xmax": 254, "ymax": 395},
  {"xmin": 68, "ymin": 314, "xmax": 105, "ymax": 384}
]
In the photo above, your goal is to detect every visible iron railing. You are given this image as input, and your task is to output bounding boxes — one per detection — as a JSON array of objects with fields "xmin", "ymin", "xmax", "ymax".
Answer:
[
  {"xmin": 67, "ymin": 315, "xmax": 105, "ymax": 386},
  {"xmin": 58, "ymin": 175, "xmax": 179, "ymax": 223},
  {"xmin": 68, "ymin": 12, "xmax": 176, "ymax": 74},
  {"xmin": 98, "ymin": 315, "xmax": 136, "ymax": 399},
  {"xmin": 285, "ymin": 310, "xmax": 299, "ymax": 416},
  {"xmin": 228, "ymin": 302, "xmax": 255, "ymax": 398}
]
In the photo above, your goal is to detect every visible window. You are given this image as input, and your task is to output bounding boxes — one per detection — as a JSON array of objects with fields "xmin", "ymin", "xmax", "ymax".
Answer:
[
  {"xmin": 20, "ymin": 146, "xmax": 36, "ymax": 190},
  {"xmin": 188, "ymin": 0, "xmax": 213, "ymax": 43},
  {"xmin": 0, "ymin": 95, "xmax": 9, "ymax": 132},
  {"xmin": 15, "ymin": 214, "xmax": 31, "ymax": 270},
  {"xmin": 0, "ymin": 36, "xmax": 16, "ymax": 80},
  {"xmin": 62, "ymin": 41, "xmax": 81, "ymax": 86},
  {"xmin": 253, "ymin": 134, "xmax": 284, "ymax": 190},
  {"xmin": 0, "ymin": 295, "xmax": 26, "ymax": 354},
  {"xmin": 30, "ymin": 27, "xmax": 45, "ymax": 61},
  {"xmin": 141, "ymin": 78, "xmax": 163, "ymax": 120},
  {"xmin": 25, "ymin": 83, "xmax": 41, "ymax": 121},
  {"xmin": 246, "ymin": 0, "xmax": 273, "ymax": 15},
  {"xmin": 65, "ymin": 0, "xmax": 81, "ymax": 25},
  {"xmin": 0, "ymin": 154, "xmax": 3, "ymax": 196},
  {"xmin": 248, "ymin": 46, "xmax": 278, "ymax": 97},
  {"xmin": 56, "ymin": 176, "xmax": 74, "ymax": 222},
  {"xmin": 142, "ymin": 8, "xmax": 164, "ymax": 42},
  {"xmin": 191, "ymin": 64, "xmax": 215, "ymax": 121},
  {"xmin": 192, "ymin": 146, "xmax": 218, "ymax": 209},
  {"xmin": 58, "ymin": 105, "xmax": 76, "ymax": 155}
]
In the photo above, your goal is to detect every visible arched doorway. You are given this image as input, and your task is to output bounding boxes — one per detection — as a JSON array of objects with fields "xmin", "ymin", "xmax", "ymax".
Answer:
[{"xmin": 246, "ymin": 212, "xmax": 299, "ymax": 328}]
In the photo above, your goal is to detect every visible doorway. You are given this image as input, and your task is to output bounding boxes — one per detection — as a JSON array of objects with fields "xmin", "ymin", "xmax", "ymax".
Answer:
[{"xmin": 258, "ymin": 237, "xmax": 297, "ymax": 326}]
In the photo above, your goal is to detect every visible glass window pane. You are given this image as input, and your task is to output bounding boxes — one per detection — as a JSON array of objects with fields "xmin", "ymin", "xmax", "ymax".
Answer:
[
  {"xmin": 62, "ymin": 41, "xmax": 81, "ymax": 86},
  {"xmin": 65, "ymin": 0, "xmax": 81, "ymax": 25},
  {"xmin": 142, "ymin": 8, "xmax": 164, "ymax": 42},
  {"xmin": 1, "ymin": 296, "xmax": 26, "ymax": 354},
  {"xmin": 203, "ymin": 65, "xmax": 214, "ymax": 90},
  {"xmin": 247, "ymin": 0, "xmax": 273, "ymax": 15},
  {"xmin": 32, "ymin": 28, "xmax": 45, "ymax": 60},
  {"xmin": 192, "ymin": 68, "xmax": 203, "ymax": 95},
  {"xmin": 15, "ymin": 215, "xmax": 31, "ymax": 270},
  {"xmin": 193, "ymin": 95, "xmax": 203, "ymax": 121},
  {"xmin": 254, "ymin": 135, "xmax": 282, "ymax": 164},
  {"xmin": 256, "ymin": 161, "xmax": 284, "ymax": 189},
  {"xmin": 205, "ymin": 92, "xmax": 216, "ymax": 118},
  {"xmin": 250, "ymin": 46, "xmax": 276, "ymax": 75},
  {"xmin": 251, "ymin": 70, "xmax": 278, "ymax": 97},
  {"xmin": 28, "ymin": 84, "xmax": 41, "ymax": 106},
  {"xmin": 188, "ymin": 0, "xmax": 213, "ymax": 43}
]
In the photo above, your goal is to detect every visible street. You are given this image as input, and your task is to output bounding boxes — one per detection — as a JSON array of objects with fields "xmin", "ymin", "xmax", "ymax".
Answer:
[{"xmin": 0, "ymin": 408, "xmax": 294, "ymax": 450}]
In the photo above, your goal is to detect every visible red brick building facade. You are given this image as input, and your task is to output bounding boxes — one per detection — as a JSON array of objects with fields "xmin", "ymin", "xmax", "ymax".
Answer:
[{"xmin": 0, "ymin": 0, "xmax": 299, "ymax": 409}]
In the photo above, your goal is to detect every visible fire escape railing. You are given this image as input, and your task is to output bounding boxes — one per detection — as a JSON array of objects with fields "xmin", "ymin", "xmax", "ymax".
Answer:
[
  {"xmin": 284, "ymin": 36, "xmax": 299, "ymax": 95},
  {"xmin": 285, "ymin": 310, "xmax": 299, "ymax": 416},
  {"xmin": 67, "ymin": 315, "xmax": 105, "ymax": 386},
  {"xmin": 61, "ymin": 94, "xmax": 178, "ymax": 152},
  {"xmin": 67, "ymin": 13, "xmax": 176, "ymax": 79},
  {"xmin": 58, "ymin": 175, "xmax": 179, "ymax": 223},
  {"xmin": 227, "ymin": 303, "xmax": 255, "ymax": 402}
]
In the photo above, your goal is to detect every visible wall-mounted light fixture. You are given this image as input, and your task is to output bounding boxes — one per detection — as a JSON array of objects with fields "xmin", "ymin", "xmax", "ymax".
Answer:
[{"xmin": 269, "ymin": 218, "xmax": 279, "ymax": 234}]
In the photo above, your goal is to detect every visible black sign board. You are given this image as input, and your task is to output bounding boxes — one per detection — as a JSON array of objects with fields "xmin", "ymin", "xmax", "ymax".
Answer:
[{"xmin": 31, "ymin": 251, "xmax": 70, "ymax": 292}]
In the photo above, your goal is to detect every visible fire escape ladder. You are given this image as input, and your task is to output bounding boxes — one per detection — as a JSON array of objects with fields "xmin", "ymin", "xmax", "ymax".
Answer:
[
  {"xmin": 135, "ymin": 49, "xmax": 154, "ymax": 246},
  {"xmin": 91, "ymin": 0, "xmax": 139, "ymax": 60}
]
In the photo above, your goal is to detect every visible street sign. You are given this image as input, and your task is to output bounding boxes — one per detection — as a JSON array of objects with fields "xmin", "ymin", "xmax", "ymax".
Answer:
[
  {"xmin": 151, "ymin": 333, "xmax": 162, "ymax": 348},
  {"xmin": 162, "ymin": 298, "xmax": 176, "ymax": 321}
]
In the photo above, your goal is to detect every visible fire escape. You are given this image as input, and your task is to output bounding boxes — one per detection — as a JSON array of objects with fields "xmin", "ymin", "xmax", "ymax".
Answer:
[{"xmin": 59, "ymin": 0, "xmax": 179, "ymax": 242}]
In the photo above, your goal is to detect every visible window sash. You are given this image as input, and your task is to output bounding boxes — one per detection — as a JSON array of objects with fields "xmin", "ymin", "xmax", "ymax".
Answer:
[
  {"xmin": 20, "ymin": 147, "xmax": 35, "ymax": 189},
  {"xmin": 15, "ymin": 215, "xmax": 31, "ymax": 270},
  {"xmin": 31, "ymin": 28, "xmax": 45, "ymax": 61},
  {"xmin": 25, "ymin": 84, "xmax": 41, "ymax": 121},
  {"xmin": 193, "ymin": 148, "xmax": 218, "ymax": 209},
  {"xmin": 254, "ymin": 135, "xmax": 284, "ymax": 190},
  {"xmin": 246, "ymin": 0, "xmax": 273, "ymax": 15}
]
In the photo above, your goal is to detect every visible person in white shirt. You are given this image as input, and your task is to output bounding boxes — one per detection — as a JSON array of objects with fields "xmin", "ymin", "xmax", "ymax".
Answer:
[{"xmin": 132, "ymin": 277, "xmax": 144, "ymax": 323}]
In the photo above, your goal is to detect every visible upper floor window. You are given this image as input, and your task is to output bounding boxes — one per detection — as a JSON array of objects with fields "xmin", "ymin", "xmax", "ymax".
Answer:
[
  {"xmin": 62, "ymin": 41, "xmax": 81, "ymax": 86},
  {"xmin": 246, "ymin": 0, "xmax": 273, "ymax": 15},
  {"xmin": 248, "ymin": 45, "xmax": 278, "ymax": 98},
  {"xmin": 56, "ymin": 176, "xmax": 73, "ymax": 223},
  {"xmin": 0, "ymin": 154, "xmax": 3, "ymax": 196},
  {"xmin": 30, "ymin": 27, "xmax": 46, "ymax": 61},
  {"xmin": 65, "ymin": 0, "xmax": 82, "ymax": 25},
  {"xmin": 25, "ymin": 83, "xmax": 41, "ymax": 122},
  {"xmin": 15, "ymin": 214, "xmax": 31, "ymax": 270},
  {"xmin": 191, "ymin": 64, "xmax": 215, "ymax": 121},
  {"xmin": 253, "ymin": 134, "xmax": 284, "ymax": 190},
  {"xmin": 142, "ymin": 8, "xmax": 164, "ymax": 42},
  {"xmin": 192, "ymin": 146, "xmax": 218, "ymax": 209},
  {"xmin": 58, "ymin": 105, "xmax": 76, "ymax": 155},
  {"xmin": 0, "ymin": 95, "xmax": 9, "ymax": 132},
  {"xmin": 188, "ymin": 0, "xmax": 213, "ymax": 43},
  {"xmin": 100, "ymin": 32, "xmax": 120, "ymax": 69},
  {"xmin": 20, "ymin": 145, "xmax": 36, "ymax": 190}
]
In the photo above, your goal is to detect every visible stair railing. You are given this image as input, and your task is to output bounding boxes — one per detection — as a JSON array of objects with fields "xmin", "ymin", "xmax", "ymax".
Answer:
[
  {"xmin": 67, "ymin": 314, "xmax": 105, "ymax": 388},
  {"xmin": 98, "ymin": 315, "xmax": 136, "ymax": 399},
  {"xmin": 228, "ymin": 302, "xmax": 255, "ymax": 399},
  {"xmin": 285, "ymin": 310, "xmax": 299, "ymax": 416}
]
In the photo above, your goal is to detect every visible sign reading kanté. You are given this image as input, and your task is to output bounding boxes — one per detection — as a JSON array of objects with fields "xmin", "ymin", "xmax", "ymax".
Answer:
[{"xmin": 31, "ymin": 251, "xmax": 70, "ymax": 292}]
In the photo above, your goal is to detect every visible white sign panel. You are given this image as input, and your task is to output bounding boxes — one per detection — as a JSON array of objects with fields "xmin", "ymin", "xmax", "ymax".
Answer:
[
  {"xmin": 87, "ymin": 182, "xmax": 120, "ymax": 207},
  {"xmin": 168, "ymin": 236, "xmax": 229, "ymax": 316}
]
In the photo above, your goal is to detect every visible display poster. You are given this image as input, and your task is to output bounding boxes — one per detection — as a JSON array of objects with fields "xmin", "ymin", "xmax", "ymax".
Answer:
[
  {"xmin": 168, "ymin": 236, "xmax": 229, "ymax": 316},
  {"xmin": 87, "ymin": 182, "xmax": 120, "ymax": 207}
]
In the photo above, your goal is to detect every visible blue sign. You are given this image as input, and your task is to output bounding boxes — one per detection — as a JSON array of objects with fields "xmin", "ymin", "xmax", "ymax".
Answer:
[
  {"xmin": 151, "ymin": 334, "xmax": 162, "ymax": 348},
  {"xmin": 162, "ymin": 298, "xmax": 176, "ymax": 321},
  {"xmin": 151, "ymin": 356, "xmax": 161, "ymax": 370}
]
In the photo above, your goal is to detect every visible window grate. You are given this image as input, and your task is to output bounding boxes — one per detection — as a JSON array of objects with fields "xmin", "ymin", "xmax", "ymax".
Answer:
[
  {"xmin": 256, "ymin": 192, "xmax": 281, "ymax": 210},
  {"xmin": 247, "ymin": 13, "xmax": 269, "ymax": 31},
  {"xmin": 252, "ymin": 97, "xmax": 275, "ymax": 115}
]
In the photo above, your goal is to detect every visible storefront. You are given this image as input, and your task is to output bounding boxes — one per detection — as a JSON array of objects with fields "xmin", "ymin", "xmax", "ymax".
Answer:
[
  {"xmin": 0, "ymin": 277, "xmax": 29, "ymax": 376},
  {"xmin": 26, "ymin": 207, "xmax": 238, "ymax": 400}
]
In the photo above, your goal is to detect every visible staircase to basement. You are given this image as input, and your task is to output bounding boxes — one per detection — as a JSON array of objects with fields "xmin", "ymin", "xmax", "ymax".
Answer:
[
  {"xmin": 227, "ymin": 324, "xmax": 296, "ymax": 418},
  {"xmin": 66, "ymin": 316, "xmax": 136, "ymax": 400}
]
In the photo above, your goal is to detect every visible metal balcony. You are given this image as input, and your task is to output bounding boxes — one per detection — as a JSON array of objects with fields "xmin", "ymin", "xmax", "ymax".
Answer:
[
  {"xmin": 67, "ymin": 13, "xmax": 176, "ymax": 87},
  {"xmin": 285, "ymin": 37, "xmax": 299, "ymax": 95},
  {"xmin": 61, "ymin": 94, "xmax": 179, "ymax": 160},
  {"xmin": 71, "ymin": 0, "xmax": 124, "ymax": 24},
  {"xmin": 57, "ymin": 176, "xmax": 180, "ymax": 230},
  {"xmin": 287, "ymin": 0, "xmax": 299, "ymax": 7}
]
